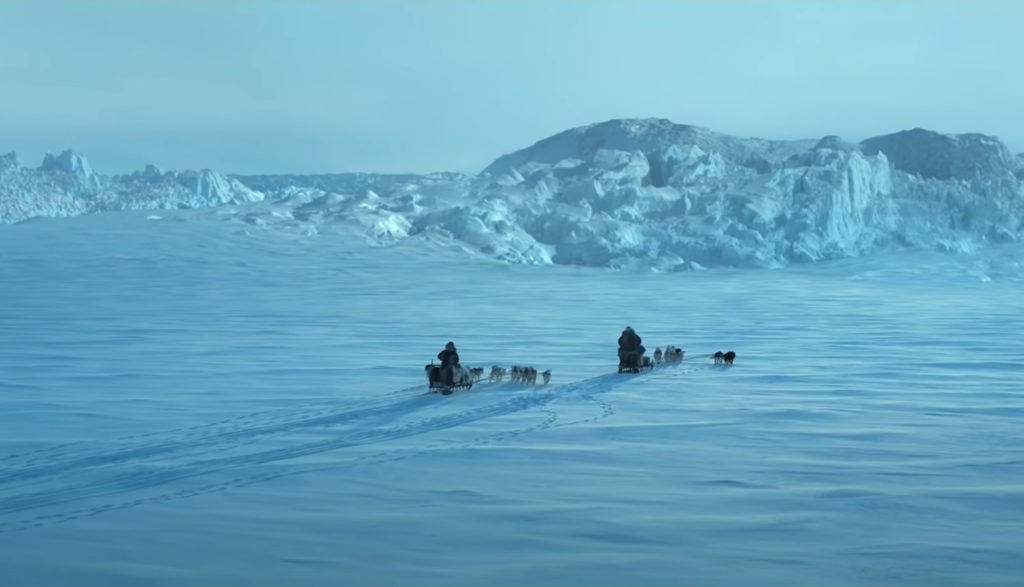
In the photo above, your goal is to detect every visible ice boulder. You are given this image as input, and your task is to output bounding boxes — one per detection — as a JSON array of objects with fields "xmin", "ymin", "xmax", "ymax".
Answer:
[{"xmin": 860, "ymin": 128, "xmax": 1017, "ymax": 181}]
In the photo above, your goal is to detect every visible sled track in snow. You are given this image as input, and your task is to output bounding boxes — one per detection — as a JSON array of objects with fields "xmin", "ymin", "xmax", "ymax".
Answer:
[
  {"xmin": 0, "ymin": 390, "xmax": 428, "ymax": 486},
  {"xmin": 0, "ymin": 385, "xmax": 417, "ymax": 470},
  {"xmin": 0, "ymin": 365, "xmax": 688, "ymax": 533}
]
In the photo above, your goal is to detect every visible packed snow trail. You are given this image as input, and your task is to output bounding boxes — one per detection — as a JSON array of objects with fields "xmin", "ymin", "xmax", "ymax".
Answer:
[{"xmin": 0, "ymin": 364, "xmax": 695, "ymax": 532}]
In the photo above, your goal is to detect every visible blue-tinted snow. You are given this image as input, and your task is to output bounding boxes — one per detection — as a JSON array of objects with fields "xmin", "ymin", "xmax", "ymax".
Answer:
[{"xmin": 1, "ymin": 207, "xmax": 1022, "ymax": 586}]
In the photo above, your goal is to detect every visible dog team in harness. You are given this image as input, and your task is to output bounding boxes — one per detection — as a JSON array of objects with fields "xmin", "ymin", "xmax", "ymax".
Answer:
[
  {"xmin": 427, "ymin": 329, "xmax": 736, "ymax": 392},
  {"xmin": 615, "ymin": 326, "xmax": 735, "ymax": 373}
]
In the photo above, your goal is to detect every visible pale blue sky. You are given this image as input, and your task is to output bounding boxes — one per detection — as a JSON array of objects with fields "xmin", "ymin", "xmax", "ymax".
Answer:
[{"xmin": 2, "ymin": 1, "xmax": 1021, "ymax": 175}]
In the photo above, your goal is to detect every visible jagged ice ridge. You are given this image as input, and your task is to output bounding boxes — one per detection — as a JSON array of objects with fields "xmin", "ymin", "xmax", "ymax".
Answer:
[{"xmin": 3, "ymin": 118, "xmax": 1023, "ymax": 270}]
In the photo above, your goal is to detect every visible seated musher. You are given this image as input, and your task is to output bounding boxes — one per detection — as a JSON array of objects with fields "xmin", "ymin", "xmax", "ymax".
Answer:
[
  {"xmin": 437, "ymin": 341, "xmax": 460, "ymax": 385},
  {"xmin": 617, "ymin": 326, "xmax": 646, "ymax": 372}
]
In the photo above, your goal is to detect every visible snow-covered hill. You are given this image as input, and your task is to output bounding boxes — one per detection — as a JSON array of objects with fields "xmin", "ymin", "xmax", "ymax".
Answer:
[{"xmin": 4, "ymin": 119, "xmax": 1023, "ymax": 270}]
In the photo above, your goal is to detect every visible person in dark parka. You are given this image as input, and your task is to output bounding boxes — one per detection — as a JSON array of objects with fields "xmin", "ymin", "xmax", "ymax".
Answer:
[
  {"xmin": 437, "ymin": 341, "xmax": 460, "ymax": 385},
  {"xmin": 618, "ymin": 327, "xmax": 641, "ymax": 352},
  {"xmin": 617, "ymin": 326, "xmax": 645, "ymax": 371}
]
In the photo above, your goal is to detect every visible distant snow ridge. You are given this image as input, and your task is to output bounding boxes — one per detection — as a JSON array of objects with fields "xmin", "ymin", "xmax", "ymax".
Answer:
[
  {"xmin": 3, "ymin": 119, "xmax": 1024, "ymax": 270},
  {"xmin": 0, "ymin": 150, "xmax": 263, "ymax": 224}
]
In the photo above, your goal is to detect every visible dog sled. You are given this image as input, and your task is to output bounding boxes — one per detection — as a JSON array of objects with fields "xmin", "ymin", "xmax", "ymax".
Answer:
[
  {"xmin": 424, "ymin": 363, "xmax": 474, "ymax": 395},
  {"xmin": 617, "ymin": 349, "xmax": 653, "ymax": 374}
]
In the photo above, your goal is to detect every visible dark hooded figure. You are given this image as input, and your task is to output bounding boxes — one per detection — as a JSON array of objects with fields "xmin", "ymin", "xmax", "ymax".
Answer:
[
  {"xmin": 437, "ymin": 341, "xmax": 460, "ymax": 384},
  {"xmin": 617, "ymin": 326, "xmax": 644, "ymax": 370},
  {"xmin": 618, "ymin": 326, "xmax": 641, "ymax": 353}
]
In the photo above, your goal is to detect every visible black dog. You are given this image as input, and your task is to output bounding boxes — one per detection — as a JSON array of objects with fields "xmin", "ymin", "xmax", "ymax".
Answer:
[{"xmin": 712, "ymin": 351, "xmax": 736, "ymax": 365}]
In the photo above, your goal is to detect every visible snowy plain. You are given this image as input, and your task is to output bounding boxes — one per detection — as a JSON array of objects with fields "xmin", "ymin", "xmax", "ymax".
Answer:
[{"xmin": 2, "ymin": 202, "xmax": 1024, "ymax": 587}]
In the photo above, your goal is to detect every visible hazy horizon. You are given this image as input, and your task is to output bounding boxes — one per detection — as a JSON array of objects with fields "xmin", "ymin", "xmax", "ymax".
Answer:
[{"xmin": 3, "ymin": 1, "xmax": 1022, "ymax": 175}]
